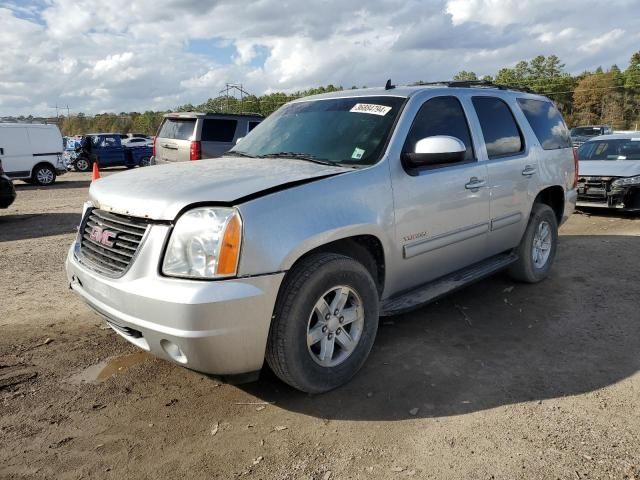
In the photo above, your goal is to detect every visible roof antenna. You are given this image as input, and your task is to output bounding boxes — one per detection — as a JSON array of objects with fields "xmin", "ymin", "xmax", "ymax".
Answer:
[{"xmin": 385, "ymin": 79, "xmax": 395, "ymax": 90}]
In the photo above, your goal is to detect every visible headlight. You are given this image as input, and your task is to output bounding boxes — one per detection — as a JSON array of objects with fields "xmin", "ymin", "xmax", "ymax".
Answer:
[
  {"xmin": 162, "ymin": 207, "xmax": 242, "ymax": 279},
  {"xmin": 611, "ymin": 175, "xmax": 640, "ymax": 187}
]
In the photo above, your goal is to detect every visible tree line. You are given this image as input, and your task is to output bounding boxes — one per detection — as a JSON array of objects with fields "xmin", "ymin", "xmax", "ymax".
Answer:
[{"xmin": 50, "ymin": 50, "xmax": 640, "ymax": 136}]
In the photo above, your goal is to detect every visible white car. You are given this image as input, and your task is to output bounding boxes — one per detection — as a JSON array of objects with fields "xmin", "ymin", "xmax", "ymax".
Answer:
[
  {"xmin": 0, "ymin": 123, "xmax": 66, "ymax": 185},
  {"xmin": 122, "ymin": 137, "xmax": 153, "ymax": 148},
  {"xmin": 576, "ymin": 133, "xmax": 640, "ymax": 211}
]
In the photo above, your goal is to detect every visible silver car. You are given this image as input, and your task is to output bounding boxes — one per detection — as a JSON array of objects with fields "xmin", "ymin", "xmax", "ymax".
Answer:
[
  {"xmin": 66, "ymin": 83, "xmax": 577, "ymax": 393},
  {"xmin": 153, "ymin": 112, "xmax": 263, "ymax": 164},
  {"xmin": 576, "ymin": 133, "xmax": 640, "ymax": 211}
]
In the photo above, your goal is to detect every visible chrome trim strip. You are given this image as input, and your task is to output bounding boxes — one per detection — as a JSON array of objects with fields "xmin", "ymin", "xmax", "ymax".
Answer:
[
  {"xmin": 403, "ymin": 222, "xmax": 489, "ymax": 259},
  {"xmin": 490, "ymin": 212, "xmax": 522, "ymax": 231}
]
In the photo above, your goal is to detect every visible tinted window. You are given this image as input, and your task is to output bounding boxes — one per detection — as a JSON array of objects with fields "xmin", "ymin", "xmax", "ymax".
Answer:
[
  {"xmin": 571, "ymin": 127, "xmax": 605, "ymax": 137},
  {"xmin": 517, "ymin": 99, "xmax": 571, "ymax": 150},
  {"xmin": 248, "ymin": 121, "xmax": 260, "ymax": 133},
  {"xmin": 403, "ymin": 96, "xmax": 474, "ymax": 162},
  {"xmin": 577, "ymin": 139, "xmax": 640, "ymax": 160},
  {"xmin": 158, "ymin": 118, "xmax": 196, "ymax": 140},
  {"xmin": 472, "ymin": 97, "xmax": 524, "ymax": 158},
  {"xmin": 100, "ymin": 136, "xmax": 118, "ymax": 147},
  {"xmin": 201, "ymin": 119, "xmax": 238, "ymax": 142}
]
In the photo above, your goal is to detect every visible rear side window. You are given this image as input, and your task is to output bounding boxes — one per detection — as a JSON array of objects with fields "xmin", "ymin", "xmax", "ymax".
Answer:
[
  {"xmin": 158, "ymin": 118, "xmax": 196, "ymax": 140},
  {"xmin": 517, "ymin": 99, "xmax": 571, "ymax": 150},
  {"xmin": 248, "ymin": 121, "xmax": 260, "ymax": 133},
  {"xmin": 472, "ymin": 97, "xmax": 524, "ymax": 158},
  {"xmin": 201, "ymin": 119, "xmax": 238, "ymax": 142},
  {"xmin": 403, "ymin": 96, "xmax": 475, "ymax": 162}
]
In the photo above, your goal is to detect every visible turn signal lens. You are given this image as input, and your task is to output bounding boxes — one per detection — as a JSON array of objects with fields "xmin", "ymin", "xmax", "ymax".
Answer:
[{"xmin": 216, "ymin": 213, "xmax": 242, "ymax": 276}]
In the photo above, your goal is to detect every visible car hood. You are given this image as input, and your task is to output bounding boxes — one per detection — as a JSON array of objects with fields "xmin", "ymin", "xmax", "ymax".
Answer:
[
  {"xmin": 89, "ymin": 156, "xmax": 352, "ymax": 220},
  {"xmin": 579, "ymin": 160, "xmax": 640, "ymax": 178}
]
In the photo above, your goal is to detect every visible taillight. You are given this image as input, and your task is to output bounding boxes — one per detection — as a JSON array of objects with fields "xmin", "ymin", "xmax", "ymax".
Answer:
[
  {"xmin": 190, "ymin": 141, "xmax": 201, "ymax": 161},
  {"xmin": 572, "ymin": 147, "xmax": 579, "ymax": 188}
]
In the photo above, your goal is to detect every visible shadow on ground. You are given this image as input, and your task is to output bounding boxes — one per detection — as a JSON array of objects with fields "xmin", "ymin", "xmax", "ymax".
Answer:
[
  {"xmin": 14, "ymin": 180, "xmax": 91, "ymax": 190},
  {"xmin": 0, "ymin": 212, "xmax": 80, "ymax": 242},
  {"xmin": 238, "ymin": 234, "xmax": 640, "ymax": 420}
]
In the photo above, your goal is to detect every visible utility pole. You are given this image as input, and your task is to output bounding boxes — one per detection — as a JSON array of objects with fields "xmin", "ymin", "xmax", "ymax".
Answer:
[{"xmin": 218, "ymin": 83, "xmax": 252, "ymax": 113}]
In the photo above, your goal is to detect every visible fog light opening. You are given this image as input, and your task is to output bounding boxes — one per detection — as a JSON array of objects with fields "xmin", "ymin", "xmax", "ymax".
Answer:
[{"xmin": 160, "ymin": 339, "xmax": 188, "ymax": 364}]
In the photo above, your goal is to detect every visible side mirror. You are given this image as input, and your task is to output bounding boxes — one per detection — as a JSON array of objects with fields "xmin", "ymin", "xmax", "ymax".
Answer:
[{"xmin": 402, "ymin": 135, "xmax": 466, "ymax": 168}]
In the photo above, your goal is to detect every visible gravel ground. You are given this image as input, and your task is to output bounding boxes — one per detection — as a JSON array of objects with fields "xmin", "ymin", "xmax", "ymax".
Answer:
[{"xmin": 1, "ymin": 171, "xmax": 639, "ymax": 480}]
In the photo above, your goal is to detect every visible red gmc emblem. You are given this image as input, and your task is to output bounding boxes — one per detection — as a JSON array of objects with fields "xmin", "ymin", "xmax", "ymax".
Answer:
[{"xmin": 89, "ymin": 225, "xmax": 116, "ymax": 247}]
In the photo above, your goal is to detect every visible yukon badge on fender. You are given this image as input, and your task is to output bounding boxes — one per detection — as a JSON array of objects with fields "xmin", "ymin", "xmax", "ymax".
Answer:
[{"xmin": 66, "ymin": 81, "xmax": 577, "ymax": 393}]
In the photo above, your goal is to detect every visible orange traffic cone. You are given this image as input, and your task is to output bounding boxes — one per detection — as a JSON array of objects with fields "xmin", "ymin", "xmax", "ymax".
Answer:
[{"xmin": 92, "ymin": 162, "xmax": 101, "ymax": 181}]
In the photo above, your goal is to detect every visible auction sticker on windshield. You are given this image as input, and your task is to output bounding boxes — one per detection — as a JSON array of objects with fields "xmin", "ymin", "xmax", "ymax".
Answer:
[{"xmin": 350, "ymin": 103, "xmax": 392, "ymax": 116}]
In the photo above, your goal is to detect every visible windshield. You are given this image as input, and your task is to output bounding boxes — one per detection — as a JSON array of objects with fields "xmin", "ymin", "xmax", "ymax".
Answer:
[
  {"xmin": 577, "ymin": 138, "xmax": 640, "ymax": 160},
  {"xmin": 230, "ymin": 96, "xmax": 406, "ymax": 166},
  {"xmin": 571, "ymin": 127, "xmax": 603, "ymax": 137}
]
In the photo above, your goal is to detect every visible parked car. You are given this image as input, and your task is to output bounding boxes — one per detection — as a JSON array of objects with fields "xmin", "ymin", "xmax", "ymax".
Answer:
[
  {"xmin": 66, "ymin": 82, "xmax": 577, "ymax": 393},
  {"xmin": 71, "ymin": 133, "xmax": 153, "ymax": 171},
  {"xmin": 0, "ymin": 159, "xmax": 17, "ymax": 208},
  {"xmin": 123, "ymin": 137, "xmax": 153, "ymax": 147},
  {"xmin": 152, "ymin": 112, "xmax": 263, "ymax": 164},
  {"xmin": 576, "ymin": 133, "xmax": 640, "ymax": 211},
  {"xmin": 0, "ymin": 123, "xmax": 66, "ymax": 186},
  {"xmin": 570, "ymin": 125, "xmax": 613, "ymax": 147}
]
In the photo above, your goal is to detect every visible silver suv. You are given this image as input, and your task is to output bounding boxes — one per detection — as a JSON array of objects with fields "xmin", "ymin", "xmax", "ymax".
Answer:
[
  {"xmin": 66, "ymin": 82, "xmax": 577, "ymax": 393},
  {"xmin": 153, "ymin": 112, "xmax": 263, "ymax": 164}
]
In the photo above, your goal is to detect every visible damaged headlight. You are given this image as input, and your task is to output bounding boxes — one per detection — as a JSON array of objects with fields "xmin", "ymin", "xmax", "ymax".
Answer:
[
  {"xmin": 162, "ymin": 207, "xmax": 242, "ymax": 279},
  {"xmin": 611, "ymin": 175, "xmax": 640, "ymax": 187}
]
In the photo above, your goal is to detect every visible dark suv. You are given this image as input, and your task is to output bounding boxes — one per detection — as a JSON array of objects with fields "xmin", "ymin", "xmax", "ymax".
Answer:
[
  {"xmin": 570, "ymin": 125, "xmax": 613, "ymax": 147},
  {"xmin": 152, "ymin": 112, "xmax": 263, "ymax": 164}
]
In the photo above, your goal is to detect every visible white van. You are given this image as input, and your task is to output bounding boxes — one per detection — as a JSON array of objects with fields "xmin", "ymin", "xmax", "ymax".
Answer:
[{"xmin": 0, "ymin": 123, "xmax": 66, "ymax": 185}]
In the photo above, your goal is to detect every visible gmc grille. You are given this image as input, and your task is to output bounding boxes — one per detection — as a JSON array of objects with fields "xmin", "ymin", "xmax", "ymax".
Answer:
[{"xmin": 77, "ymin": 209, "xmax": 151, "ymax": 277}]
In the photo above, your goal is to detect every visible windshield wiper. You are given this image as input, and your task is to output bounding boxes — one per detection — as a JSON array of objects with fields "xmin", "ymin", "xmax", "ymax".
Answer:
[
  {"xmin": 258, "ymin": 152, "xmax": 349, "ymax": 167},
  {"xmin": 225, "ymin": 150, "xmax": 255, "ymax": 158}
]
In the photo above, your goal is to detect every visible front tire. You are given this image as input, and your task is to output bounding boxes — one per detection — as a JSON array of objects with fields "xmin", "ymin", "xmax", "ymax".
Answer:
[
  {"xmin": 75, "ymin": 156, "xmax": 90, "ymax": 172},
  {"xmin": 508, "ymin": 203, "xmax": 558, "ymax": 283},
  {"xmin": 266, "ymin": 253, "xmax": 379, "ymax": 393},
  {"xmin": 32, "ymin": 164, "xmax": 56, "ymax": 186}
]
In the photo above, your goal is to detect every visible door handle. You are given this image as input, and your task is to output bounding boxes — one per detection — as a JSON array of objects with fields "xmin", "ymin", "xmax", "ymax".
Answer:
[
  {"xmin": 522, "ymin": 165, "xmax": 537, "ymax": 176},
  {"xmin": 162, "ymin": 143, "xmax": 178, "ymax": 150},
  {"xmin": 465, "ymin": 177, "xmax": 486, "ymax": 190}
]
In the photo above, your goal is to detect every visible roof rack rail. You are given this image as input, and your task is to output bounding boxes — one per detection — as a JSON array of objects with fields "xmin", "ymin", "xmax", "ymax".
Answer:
[{"xmin": 412, "ymin": 80, "xmax": 532, "ymax": 94}]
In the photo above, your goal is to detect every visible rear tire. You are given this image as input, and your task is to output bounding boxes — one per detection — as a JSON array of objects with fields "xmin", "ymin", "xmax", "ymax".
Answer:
[
  {"xmin": 32, "ymin": 164, "xmax": 56, "ymax": 186},
  {"xmin": 508, "ymin": 203, "xmax": 558, "ymax": 283},
  {"xmin": 140, "ymin": 156, "xmax": 151, "ymax": 167},
  {"xmin": 266, "ymin": 253, "xmax": 379, "ymax": 393}
]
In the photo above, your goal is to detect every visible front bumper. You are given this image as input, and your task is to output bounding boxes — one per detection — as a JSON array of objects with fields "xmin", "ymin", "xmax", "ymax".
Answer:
[
  {"xmin": 65, "ymin": 238, "xmax": 285, "ymax": 375},
  {"xmin": 577, "ymin": 185, "xmax": 640, "ymax": 211}
]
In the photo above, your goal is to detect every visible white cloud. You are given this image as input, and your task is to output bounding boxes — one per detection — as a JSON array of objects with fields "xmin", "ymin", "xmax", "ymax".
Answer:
[
  {"xmin": 578, "ymin": 29, "xmax": 625, "ymax": 53},
  {"xmin": 0, "ymin": 1, "xmax": 639, "ymax": 116}
]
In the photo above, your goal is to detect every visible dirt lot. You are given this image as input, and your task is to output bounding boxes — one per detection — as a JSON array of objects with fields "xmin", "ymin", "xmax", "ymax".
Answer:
[{"xmin": 1, "ymin": 171, "xmax": 639, "ymax": 480}]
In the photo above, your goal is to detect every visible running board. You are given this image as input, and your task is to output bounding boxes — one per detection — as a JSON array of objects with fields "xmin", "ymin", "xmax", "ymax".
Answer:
[{"xmin": 381, "ymin": 253, "xmax": 518, "ymax": 315}]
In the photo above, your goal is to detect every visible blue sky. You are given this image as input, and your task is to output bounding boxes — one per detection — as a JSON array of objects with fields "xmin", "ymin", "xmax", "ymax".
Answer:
[{"xmin": 1, "ymin": 0, "xmax": 639, "ymax": 115}]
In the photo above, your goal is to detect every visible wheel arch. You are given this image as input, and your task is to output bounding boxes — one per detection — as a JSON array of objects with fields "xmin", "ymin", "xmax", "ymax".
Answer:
[
  {"xmin": 534, "ymin": 185, "xmax": 564, "ymax": 224},
  {"xmin": 281, "ymin": 234, "xmax": 386, "ymax": 298},
  {"xmin": 30, "ymin": 160, "xmax": 57, "ymax": 177}
]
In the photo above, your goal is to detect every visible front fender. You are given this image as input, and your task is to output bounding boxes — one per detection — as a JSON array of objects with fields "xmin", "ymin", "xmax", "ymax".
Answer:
[{"xmin": 237, "ymin": 163, "xmax": 394, "ymax": 276}]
